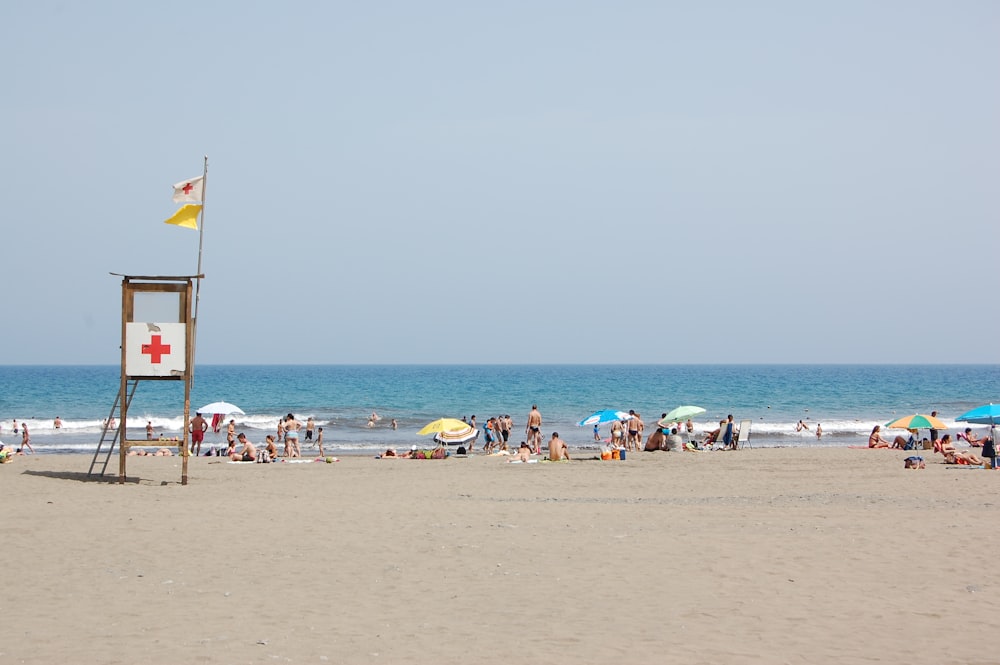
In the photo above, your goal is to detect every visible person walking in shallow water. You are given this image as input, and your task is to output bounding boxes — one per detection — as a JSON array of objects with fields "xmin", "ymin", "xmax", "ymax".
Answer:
[{"xmin": 20, "ymin": 423, "xmax": 33, "ymax": 453}]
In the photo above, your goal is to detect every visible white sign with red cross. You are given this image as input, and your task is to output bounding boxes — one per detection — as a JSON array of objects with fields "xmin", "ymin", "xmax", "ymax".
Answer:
[{"xmin": 125, "ymin": 322, "xmax": 187, "ymax": 377}]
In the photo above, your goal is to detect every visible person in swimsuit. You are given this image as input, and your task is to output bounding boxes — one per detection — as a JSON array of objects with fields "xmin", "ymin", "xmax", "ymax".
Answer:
[
  {"xmin": 868, "ymin": 425, "xmax": 890, "ymax": 448},
  {"xmin": 264, "ymin": 435, "xmax": 279, "ymax": 460},
  {"xmin": 626, "ymin": 410, "xmax": 640, "ymax": 451},
  {"xmin": 611, "ymin": 419, "xmax": 624, "ymax": 445},
  {"xmin": 548, "ymin": 432, "xmax": 570, "ymax": 461},
  {"xmin": 231, "ymin": 433, "xmax": 257, "ymax": 462},
  {"xmin": 20, "ymin": 423, "xmax": 33, "ymax": 454},
  {"xmin": 187, "ymin": 412, "xmax": 206, "ymax": 456},
  {"xmin": 305, "ymin": 417, "xmax": 315, "ymax": 442},
  {"xmin": 284, "ymin": 413, "xmax": 301, "ymax": 457},
  {"xmin": 938, "ymin": 434, "xmax": 982, "ymax": 465},
  {"xmin": 960, "ymin": 428, "xmax": 987, "ymax": 447},
  {"xmin": 526, "ymin": 405, "xmax": 542, "ymax": 455},
  {"xmin": 508, "ymin": 441, "xmax": 532, "ymax": 463}
]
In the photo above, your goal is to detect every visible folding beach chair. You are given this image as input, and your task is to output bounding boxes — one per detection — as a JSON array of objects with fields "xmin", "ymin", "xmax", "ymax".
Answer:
[{"xmin": 736, "ymin": 420, "xmax": 752, "ymax": 449}]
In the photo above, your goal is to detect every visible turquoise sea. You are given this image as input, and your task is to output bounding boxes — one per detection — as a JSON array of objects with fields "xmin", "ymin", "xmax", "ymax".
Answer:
[{"xmin": 1, "ymin": 365, "xmax": 997, "ymax": 454}]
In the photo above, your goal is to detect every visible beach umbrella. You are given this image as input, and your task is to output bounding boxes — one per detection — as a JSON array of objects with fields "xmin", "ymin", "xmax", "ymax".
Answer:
[
  {"xmin": 885, "ymin": 414, "xmax": 947, "ymax": 430},
  {"xmin": 658, "ymin": 405, "xmax": 706, "ymax": 428},
  {"xmin": 956, "ymin": 404, "xmax": 1000, "ymax": 425},
  {"xmin": 197, "ymin": 401, "xmax": 245, "ymax": 416},
  {"xmin": 417, "ymin": 418, "xmax": 469, "ymax": 436},
  {"xmin": 576, "ymin": 409, "xmax": 632, "ymax": 427},
  {"xmin": 433, "ymin": 424, "xmax": 479, "ymax": 446}
]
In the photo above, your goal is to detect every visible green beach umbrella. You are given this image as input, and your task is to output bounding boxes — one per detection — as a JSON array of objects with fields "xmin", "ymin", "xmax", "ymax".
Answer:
[{"xmin": 658, "ymin": 405, "xmax": 706, "ymax": 428}]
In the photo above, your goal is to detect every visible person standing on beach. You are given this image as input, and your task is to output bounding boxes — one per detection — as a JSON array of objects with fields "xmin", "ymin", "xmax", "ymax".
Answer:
[
  {"xmin": 526, "ymin": 406, "xmax": 542, "ymax": 455},
  {"xmin": 315, "ymin": 427, "xmax": 325, "ymax": 457},
  {"xmin": 226, "ymin": 419, "xmax": 236, "ymax": 447},
  {"xmin": 11, "ymin": 420, "xmax": 17, "ymax": 435},
  {"xmin": 305, "ymin": 417, "xmax": 315, "ymax": 442},
  {"xmin": 146, "ymin": 421, "xmax": 154, "ymax": 440},
  {"xmin": 626, "ymin": 410, "xmax": 641, "ymax": 451},
  {"xmin": 722, "ymin": 415, "xmax": 735, "ymax": 449},
  {"xmin": 929, "ymin": 411, "xmax": 940, "ymax": 444},
  {"xmin": 277, "ymin": 419, "xmax": 285, "ymax": 443},
  {"xmin": 189, "ymin": 412, "xmax": 208, "ymax": 456},
  {"xmin": 20, "ymin": 423, "xmax": 33, "ymax": 454},
  {"xmin": 284, "ymin": 413, "xmax": 301, "ymax": 457}
]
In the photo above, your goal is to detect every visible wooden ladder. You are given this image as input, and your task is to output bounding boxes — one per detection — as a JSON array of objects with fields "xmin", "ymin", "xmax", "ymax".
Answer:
[{"xmin": 87, "ymin": 379, "xmax": 138, "ymax": 477}]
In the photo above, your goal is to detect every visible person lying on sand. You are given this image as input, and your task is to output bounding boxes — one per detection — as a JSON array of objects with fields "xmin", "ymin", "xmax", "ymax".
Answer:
[{"xmin": 508, "ymin": 442, "xmax": 532, "ymax": 463}]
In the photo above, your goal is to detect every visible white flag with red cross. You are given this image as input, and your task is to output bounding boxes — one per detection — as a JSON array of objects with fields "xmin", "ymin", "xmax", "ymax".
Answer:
[
  {"xmin": 125, "ymin": 323, "xmax": 187, "ymax": 377},
  {"xmin": 172, "ymin": 176, "xmax": 204, "ymax": 203}
]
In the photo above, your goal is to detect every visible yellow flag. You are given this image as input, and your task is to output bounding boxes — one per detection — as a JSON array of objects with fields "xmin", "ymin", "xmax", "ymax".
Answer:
[{"xmin": 164, "ymin": 204, "xmax": 202, "ymax": 230}]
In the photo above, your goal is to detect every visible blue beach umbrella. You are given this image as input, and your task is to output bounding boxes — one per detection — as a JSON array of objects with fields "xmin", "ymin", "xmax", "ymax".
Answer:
[
  {"xmin": 577, "ymin": 410, "xmax": 632, "ymax": 427},
  {"xmin": 957, "ymin": 404, "xmax": 1000, "ymax": 425}
]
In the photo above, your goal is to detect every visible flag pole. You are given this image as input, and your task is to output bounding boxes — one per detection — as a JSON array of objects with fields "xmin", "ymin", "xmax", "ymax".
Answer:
[{"xmin": 191, "ymin": 155, "xmax": 208, "ymax": 383}]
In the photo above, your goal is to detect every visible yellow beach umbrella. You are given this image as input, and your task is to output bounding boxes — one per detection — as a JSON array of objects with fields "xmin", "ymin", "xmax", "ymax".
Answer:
[{"xmin": 417, "ymin": 418, "xmax": 470, "ymax": 436}]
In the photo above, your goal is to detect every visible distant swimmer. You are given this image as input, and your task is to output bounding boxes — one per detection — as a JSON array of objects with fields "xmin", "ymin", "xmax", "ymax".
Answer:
[{"xmin": 53, "ymin": 416, "xmax": 62, "ymax": 429}]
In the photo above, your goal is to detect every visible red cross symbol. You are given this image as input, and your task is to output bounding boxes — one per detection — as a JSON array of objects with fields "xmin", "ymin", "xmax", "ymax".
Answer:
[
  {"xmin": 141, "ymin": 335, "xmax": 172, "ymax": 364},
  {"xmin": 181, "ymin": 181, "xmax": 194, "ymax": 195}
]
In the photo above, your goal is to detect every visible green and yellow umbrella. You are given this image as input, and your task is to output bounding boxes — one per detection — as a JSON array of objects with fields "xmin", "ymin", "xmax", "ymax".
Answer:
[{"xmin": 885, "ymin": 414, "xmax": 947, "ymax": 430}]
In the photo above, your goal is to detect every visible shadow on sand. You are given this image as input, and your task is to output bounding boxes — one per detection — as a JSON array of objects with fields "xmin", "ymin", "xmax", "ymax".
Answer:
[{"xmin": 21, "ymin": 469, "xmax": 142, "ymax": 484}]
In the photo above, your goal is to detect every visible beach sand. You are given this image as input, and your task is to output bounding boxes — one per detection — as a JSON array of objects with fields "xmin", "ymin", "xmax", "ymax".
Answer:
[{"xmin": 2, "ymin": 447, "xmax": 998, "ymax": 664}]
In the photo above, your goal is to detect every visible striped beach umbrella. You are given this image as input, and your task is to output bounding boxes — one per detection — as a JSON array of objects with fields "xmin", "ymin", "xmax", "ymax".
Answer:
[{"xmin": 885, "ymin": 414, "xmax": 947, "ymax": 430}]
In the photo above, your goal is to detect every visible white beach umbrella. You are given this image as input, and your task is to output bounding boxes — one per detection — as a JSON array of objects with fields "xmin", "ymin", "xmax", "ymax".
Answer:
[{"xmin": 197, "ymin": 401, "xmax": 245, "ymax": 416}]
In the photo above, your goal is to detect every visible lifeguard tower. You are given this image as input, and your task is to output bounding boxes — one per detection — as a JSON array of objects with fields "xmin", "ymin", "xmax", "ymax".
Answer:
[{"xmin": 88, "ymin": 274, "xmax": 202, "ymax": 485}]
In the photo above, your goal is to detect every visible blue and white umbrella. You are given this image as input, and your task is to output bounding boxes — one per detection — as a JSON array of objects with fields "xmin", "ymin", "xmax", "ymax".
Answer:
[{"xmin": 577, "ymin": 410, "xmax": 633, "ymax": 427}]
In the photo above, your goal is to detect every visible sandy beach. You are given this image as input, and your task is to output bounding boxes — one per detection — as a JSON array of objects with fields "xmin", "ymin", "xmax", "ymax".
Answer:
[{"xmin": 3, "ymin": 447, "xmax": 998, "ymax": 664}]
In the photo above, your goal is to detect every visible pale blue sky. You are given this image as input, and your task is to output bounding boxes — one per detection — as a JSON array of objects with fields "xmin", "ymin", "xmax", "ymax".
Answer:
[{"xmin": 2, "ymin": 1, "xmax": 998, "ymax": 364}]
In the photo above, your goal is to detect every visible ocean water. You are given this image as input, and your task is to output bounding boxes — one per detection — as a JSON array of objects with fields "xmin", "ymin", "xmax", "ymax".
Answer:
[{"xmin": 1, "ymin": 364, "xmax": 997, "ymax": 454}]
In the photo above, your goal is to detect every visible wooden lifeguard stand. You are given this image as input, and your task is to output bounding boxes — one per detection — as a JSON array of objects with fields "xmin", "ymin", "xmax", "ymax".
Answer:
[{"xmin": 114, "ymin": 274, "xmax": 201, "ymax": 485}]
